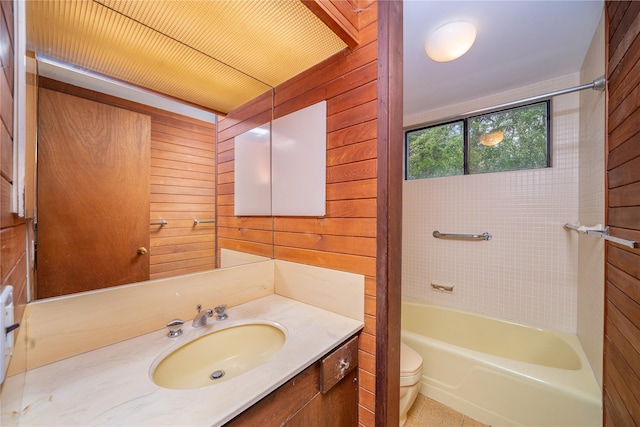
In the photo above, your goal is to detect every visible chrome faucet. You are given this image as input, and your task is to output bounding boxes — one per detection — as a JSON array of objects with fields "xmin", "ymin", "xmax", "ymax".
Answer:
[{"xmin": 192, "ymin": 304, "xmax": 214, "ymax": 328}]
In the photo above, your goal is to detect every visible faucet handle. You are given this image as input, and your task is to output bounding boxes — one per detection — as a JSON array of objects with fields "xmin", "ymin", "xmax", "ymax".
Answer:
[
  {"xmin": 214, "ymin": 304, "xmax": 228, "ymax": 320},
  {"xmin": 166, "ymin": 319, "xmax": 184, "ymax": 338}
]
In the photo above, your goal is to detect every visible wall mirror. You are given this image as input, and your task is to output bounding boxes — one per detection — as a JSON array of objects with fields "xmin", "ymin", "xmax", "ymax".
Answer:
[
  {"xmin": 24, "ymin": 0, "xmax": 346, "ymax": 300},
  {"xmin": 30, "ymin": 58, "xmax": 273, "ymax": 301}
]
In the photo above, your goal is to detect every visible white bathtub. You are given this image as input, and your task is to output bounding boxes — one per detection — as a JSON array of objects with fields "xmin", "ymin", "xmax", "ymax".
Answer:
[{"xmin": 401, "ymin": 299, "xmax": 602, "ymax": 427}]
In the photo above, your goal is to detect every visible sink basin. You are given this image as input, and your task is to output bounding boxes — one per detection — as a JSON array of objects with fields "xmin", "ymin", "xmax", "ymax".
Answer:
[{"xmin": 152, "ymin": 322, "xmax": 286, "ymax": 389}]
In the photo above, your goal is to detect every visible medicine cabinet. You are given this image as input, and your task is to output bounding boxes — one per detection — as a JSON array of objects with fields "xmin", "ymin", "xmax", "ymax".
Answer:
[{"xmin": 235, "ymin": 101, "xmax": 326, "ymax": 216}]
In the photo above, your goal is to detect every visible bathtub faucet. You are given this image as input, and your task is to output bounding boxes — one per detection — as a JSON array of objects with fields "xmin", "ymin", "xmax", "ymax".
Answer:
[{"xmin": 192, "ymin": 304, "xmax": 214, "ymax": 328}]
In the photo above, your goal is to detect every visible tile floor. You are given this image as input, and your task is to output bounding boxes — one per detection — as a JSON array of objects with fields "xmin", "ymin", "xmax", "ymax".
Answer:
[{"xmin": 405, "ymin": 394, "xmax": 490, "ymax": 427}]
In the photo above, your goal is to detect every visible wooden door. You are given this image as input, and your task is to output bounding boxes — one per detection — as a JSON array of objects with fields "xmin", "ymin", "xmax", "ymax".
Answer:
[{"xmin": 36, "ymin": 88, "xmax": 151, "ymax": 299}]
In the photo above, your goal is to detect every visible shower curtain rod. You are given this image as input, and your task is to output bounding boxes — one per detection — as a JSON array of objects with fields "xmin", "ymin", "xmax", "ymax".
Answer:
[
  {"xmin": 466, "ymin": 75, "xmax": 605, "ymax": 115},
  {"xmin": 415, "ymin": 75, "xmax": 606, "ymax": 127}
]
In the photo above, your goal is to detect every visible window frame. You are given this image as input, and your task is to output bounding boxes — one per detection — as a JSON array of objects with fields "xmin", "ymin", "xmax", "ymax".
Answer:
[{"xmin": 404, "ymin": 100, "xmax": 552, "ymax": 180}]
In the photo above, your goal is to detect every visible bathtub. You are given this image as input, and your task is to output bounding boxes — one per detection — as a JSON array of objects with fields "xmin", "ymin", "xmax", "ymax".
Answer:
[{"xmin": 401, "ymin": 299, "xmax": 602, "ymax": 427}]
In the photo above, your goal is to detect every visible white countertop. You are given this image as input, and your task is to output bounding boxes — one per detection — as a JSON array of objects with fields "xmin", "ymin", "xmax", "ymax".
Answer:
[{"xmin": 19, "ymin": 294, "xmax": 363, "ymax": 426}]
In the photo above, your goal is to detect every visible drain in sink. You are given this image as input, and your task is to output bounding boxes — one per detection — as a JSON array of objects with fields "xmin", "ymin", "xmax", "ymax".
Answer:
[{"xmin": 210, "ymin": 370, "xmax": 225, "ymax": 380}]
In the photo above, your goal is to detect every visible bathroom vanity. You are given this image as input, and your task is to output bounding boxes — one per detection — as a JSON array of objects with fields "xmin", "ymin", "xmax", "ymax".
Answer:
[
  {"xmin": 225, "ymin": 334, "xmax": 359, "ymax": 426},
  {"xmin": 17, "ymin": 295, "xmax": 363, "ymax": 426}
]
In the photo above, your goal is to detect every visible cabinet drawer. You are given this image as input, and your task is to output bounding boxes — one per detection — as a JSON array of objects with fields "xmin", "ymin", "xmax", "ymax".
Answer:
[{"xmin": 319, "ymin": 334, "xmax": 358, "ymax": 393}]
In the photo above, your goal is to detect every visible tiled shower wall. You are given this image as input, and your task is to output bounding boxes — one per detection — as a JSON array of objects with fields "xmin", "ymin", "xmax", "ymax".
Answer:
[
  {"xmin": 577, "ymin": 12, "xmax": 605, "ymax": 387},
  {"xmin": 402, "ymin": 73, "xmax": 582, "ymax": 333}
]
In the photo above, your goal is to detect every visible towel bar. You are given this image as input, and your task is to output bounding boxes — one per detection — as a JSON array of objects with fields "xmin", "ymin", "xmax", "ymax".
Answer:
[
  {"xmin": 564, "ymin": 223, "xmax": 639, "ymax": 249},
  {"xmin": 194, "ymin": 219, "xmax": 216, "ymax": 225}
]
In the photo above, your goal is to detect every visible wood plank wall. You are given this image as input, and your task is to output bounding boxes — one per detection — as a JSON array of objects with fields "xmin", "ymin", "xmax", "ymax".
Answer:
[
  {"xmin": 604, "ymin": 2, "xmax": 640, "ymax": 425},
  {"xmin": 216, "ymin": 2, "xmax": 382, "ymax": 424},
  {"xmin": 216, "ymin": 90, "xmax": 274, "ymax": 261},
  {"xmin": 273, "ymin": 4, "xmax": 379, "ymax": 421},
  {"xmin": 38, "ymin": 78, "xmax": 216, "ymax": 283},
  {"xmin": 148, "ymin": 111, "xmax": 216, "ymax": 279},
  {"xmin": 0, "ymin": 0, "xmax": 27, "ymax": 349}
]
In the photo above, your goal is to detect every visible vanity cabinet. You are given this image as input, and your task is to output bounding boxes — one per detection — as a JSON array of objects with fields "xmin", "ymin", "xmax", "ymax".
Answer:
[{"xmin": 225, "ymin": 334, "xmax": 359, "ymax": 427}]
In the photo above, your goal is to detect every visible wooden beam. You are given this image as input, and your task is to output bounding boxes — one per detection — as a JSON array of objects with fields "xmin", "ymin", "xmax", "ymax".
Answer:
[
  {"xmin": 302, "ymin": 0, "xmax": 360, "ymax": 47},
  {"xmin": 375, "ymin": 0, "xmax": 403, "ymax": 425}
]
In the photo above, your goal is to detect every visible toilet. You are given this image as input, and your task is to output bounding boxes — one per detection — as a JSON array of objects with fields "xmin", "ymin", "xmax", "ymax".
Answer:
[{"xmin": 399, "ymin": 342, "xmax": 423, "ymax": 426}]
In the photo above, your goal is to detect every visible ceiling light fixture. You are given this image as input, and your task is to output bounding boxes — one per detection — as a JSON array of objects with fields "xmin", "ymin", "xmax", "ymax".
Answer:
[
  {"xmin": 425, "ymin": 21, "xmax": 477, "ymax": 62},
  {"xmin": 479, "ymin": 130, "xmax": 504, "ymax": 147}
]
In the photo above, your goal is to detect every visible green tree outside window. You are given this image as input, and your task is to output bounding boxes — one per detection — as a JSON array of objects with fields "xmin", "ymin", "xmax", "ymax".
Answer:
[
  {"xmin": 405, "ymin": 101, "xmax": 550, "ymax": 179},
  {"xmin": 406, "ymin": 121, "xmax": 463, "ymax": 179}
]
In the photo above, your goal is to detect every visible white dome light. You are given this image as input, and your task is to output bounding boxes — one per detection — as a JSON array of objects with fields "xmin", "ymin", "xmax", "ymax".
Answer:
[{"xmin": 425, "ymin": 21, "xmax": 477, "ymax": 62}]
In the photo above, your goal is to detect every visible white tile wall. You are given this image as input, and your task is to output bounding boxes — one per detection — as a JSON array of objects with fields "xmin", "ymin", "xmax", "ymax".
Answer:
[
  {"xmin": 402, "ymin": 74, "xmax": 583, "ymax": 333},
  {"xmin": 577, "ymin": 12, "xmax": 605, "ymax": 387}
]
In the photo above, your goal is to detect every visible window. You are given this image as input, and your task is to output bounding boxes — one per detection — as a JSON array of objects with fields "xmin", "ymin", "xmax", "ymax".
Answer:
[{"xmin": 405, "ymin": 101, "xmax": 550, "ymax": 180}]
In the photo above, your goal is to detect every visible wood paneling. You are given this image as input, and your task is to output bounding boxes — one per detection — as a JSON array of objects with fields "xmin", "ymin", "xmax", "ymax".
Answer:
[
  {"xmin": 216, "ymin": 90, "xmax": 272, "ymax": 266},
  {"xmin": 605, "ymin": 2, "xmax": 640, "ymax": 425},
  {"xmin": 150, "ymin": 116, "xmax": 216, "ymax": 279},
  {"xmin": 149, "ymin": 114, "xmax": 216, "ymax": 279},
  {"xmin": 38, "ymin": 78, "xmax": 216, "ymax": 283},
  {"xmin": 0, "ymin": 178, "xmax": 19, "ymax": 228},
  {"xmin": 217, "ymin": 2, "xmax": 403, "ymax": 423},
  {"xmin": 0, "ymin": 119, "xmax": 11, "ymax": 181},
  {"xmin": 0, "ymin": 69, "xmax": 12, "ymax": 139},
  {"xmin": 0, "ymin": 0, "xmax": 25, "ymax": 385},
  {"xmin": 0, "ymin": 223, "xmax": 24, "ymax": 283}
]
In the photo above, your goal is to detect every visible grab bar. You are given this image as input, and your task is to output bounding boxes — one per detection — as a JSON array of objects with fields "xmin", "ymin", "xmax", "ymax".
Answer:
[
  {"xmin": 151, "ymin": 220, "xmax": 168, "ymax": 227},
  {"xmin": 193, "ymin": 219, "xmax": 215, "ymax": 225},
  {"xmin": 432, "ymin": 230, "xmax": 492, "ymax": 241},
  {"xmin": 564, "ymin": 223, "xmax": 639, "ymax": 249}
]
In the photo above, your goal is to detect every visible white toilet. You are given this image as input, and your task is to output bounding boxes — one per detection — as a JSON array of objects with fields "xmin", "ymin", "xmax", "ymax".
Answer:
[{"xmin": 399, "ymin": 342, "xmax": 423, "ymax": 426}]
